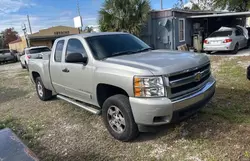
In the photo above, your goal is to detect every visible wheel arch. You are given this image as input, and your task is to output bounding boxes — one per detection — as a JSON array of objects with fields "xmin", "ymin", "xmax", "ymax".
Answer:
[{"xmin": 96, "ymin": 83, "xmax": 129, "ymax": 108}]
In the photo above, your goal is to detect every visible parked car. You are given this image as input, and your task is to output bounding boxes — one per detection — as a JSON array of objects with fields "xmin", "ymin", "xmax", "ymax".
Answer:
[
  {"xmin": 203, "ymin": 27, "xmax": 248, "ymax": 54},
  {"xmin": 0, "ymin": 49, "xmax": 18, "ymax": 64},
  {"xmin": 20, "ymin": 46, "xmax": 51, "ymax": 69},
  {"xmin": 28, "ymin": 32, "xmax": 216, "ymax": 141}
]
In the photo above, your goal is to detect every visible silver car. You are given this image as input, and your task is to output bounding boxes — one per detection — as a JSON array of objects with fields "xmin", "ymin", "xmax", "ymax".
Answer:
[
  {"xmin": 203, "ymin": 28, "xmax": 248, "ymax": 54},
  {"xmin": 20, "ymin": 46, "xmax": 51, "ymax": 69},
  {"xmin": 0, "ymin": 49, "xmax": 17, "ymax": 64}
]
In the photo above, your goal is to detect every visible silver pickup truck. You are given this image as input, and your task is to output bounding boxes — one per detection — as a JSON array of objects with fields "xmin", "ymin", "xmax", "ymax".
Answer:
[{"xmin": 28, "ymin": 32, "xmax": 216, "ymax": 141}]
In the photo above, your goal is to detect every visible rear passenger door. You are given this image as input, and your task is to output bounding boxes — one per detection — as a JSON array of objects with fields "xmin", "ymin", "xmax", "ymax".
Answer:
[
  {"xmin": 50, "ymin": 40, "xmax": 66, "ymax": 94},
  {"xmin": 235, "ymin": 29, "xmax": 245, "ymax": 49}
]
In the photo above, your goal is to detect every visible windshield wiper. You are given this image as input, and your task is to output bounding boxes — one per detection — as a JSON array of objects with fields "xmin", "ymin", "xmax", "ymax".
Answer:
[
  {"xmin": 112, "ymin": 50, "xmax": 136, "ymax": 57},
  {"xmin": 134, "ymin": 47, "xmax": 152, "ymax": 53},
  {"xmin": 109, "ymin": 47, "xmax": 152, "ymax": 58}
]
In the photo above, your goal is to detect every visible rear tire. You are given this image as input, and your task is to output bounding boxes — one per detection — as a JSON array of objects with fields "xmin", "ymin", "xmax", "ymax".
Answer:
[
  {"xmin": 21, "ymin": 63, "xmax": 25, "ymax": 69},
  {"xmin": 102, "ymin": 94, "xmax": 139, "ymax": 142},
  {"xmin": 232, "ymin": 43, "xmax": 239, "ymax": 54},
  {"xmin": 35, "ymin": 77, "xmax": 52, "ymax": 101},
  {"xmin": 25, "ymin": 62, "xmax": 29, "ymax": 71}
]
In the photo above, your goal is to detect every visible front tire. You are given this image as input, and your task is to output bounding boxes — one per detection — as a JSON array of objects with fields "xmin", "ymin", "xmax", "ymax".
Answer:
[
  {"xmin": 102, "ymin": 94, "xmax": 139, "ymax": 142},
  {"xmin": 35, "ymin": 77, "xmax": 52, "ymax": 101}
]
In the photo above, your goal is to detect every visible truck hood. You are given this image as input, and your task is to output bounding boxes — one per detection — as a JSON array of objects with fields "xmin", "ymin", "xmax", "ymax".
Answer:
[{"xmin": 105, "ymin": 50, "xmax": 210, "ymax": 75}]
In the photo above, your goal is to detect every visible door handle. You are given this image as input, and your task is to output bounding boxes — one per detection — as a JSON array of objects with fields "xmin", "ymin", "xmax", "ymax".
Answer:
[{"xmin": 62, "ymin": 68, "xmax": 70, "ymax": 73}]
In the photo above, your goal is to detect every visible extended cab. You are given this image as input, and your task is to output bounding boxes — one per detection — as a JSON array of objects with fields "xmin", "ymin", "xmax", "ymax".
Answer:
[{"xmin": 28, "ymin": 32, "xmax": 216, "ymax": 141}]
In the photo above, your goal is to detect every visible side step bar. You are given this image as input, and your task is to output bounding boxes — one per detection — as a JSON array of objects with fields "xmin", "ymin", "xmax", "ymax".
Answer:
[{"xmin": 57, "ymin": 95, "xmax": 101, "ymax": 115}]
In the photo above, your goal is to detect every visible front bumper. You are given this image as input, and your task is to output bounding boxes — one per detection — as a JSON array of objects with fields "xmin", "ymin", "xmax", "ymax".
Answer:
[{"xmin": 129, "ymin": 76, "xmax": 216, "ymax": 125}]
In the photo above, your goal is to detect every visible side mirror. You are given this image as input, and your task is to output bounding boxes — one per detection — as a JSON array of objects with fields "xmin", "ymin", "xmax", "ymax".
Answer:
[{"xmin": 65, "ymin": 53, "xmax": 88, "ymax": 64}]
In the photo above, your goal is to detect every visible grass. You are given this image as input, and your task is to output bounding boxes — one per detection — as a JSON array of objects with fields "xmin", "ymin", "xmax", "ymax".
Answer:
[
  {"xmin": 0, "ymin": 116, "xmax": 41, "ymax": 148},
  {"xmin": 1, "ymin": 59, "xmax": 250, "ymax": 160},
  {"xmin": 201, "ymin": 58, "xmax": 250, "ymax": 123}
]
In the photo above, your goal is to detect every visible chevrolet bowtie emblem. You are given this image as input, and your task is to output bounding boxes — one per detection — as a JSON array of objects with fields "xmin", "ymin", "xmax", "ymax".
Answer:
[{"xmin": 194, "ymin": 72, "xmax": 202, "ymax": 82}]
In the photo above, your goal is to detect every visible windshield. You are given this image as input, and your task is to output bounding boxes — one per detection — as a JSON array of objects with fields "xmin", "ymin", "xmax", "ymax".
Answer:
[
  {"xmin": 27, "ymin": 47, "xmax": 51, "ymax": 54},
  {"xmin": 0, "ymin": 50, "xmax": 10, "ymax": 54},
  {"xmin": 209, "ymin": 31, "xmax": 232, "ymax": 37},
  {"xmin": 85, "ymin": 34, "xmax": 150, "ymax": 60}
]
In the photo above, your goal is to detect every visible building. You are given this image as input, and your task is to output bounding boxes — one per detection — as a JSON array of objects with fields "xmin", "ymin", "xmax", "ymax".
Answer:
[
  {"xmin": 9, "ymin": 36, "xmax": 27, "ymax": 52},
  {"xmin": 141, "ymin": 9, "xmax": 250, "ymax": 50},
  {"xmin": 9, "ymin": 26, "xmax": 79, "ymax": 52}
]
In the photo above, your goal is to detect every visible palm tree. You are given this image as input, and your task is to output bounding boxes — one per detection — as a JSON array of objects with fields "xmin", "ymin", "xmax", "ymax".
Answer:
[
  {"xmin": 84, "ymin": 26, "xmax": 93, "ymax": 33},
  {"xmin": 99, "ymin": 0, "xmax": 151, "ymax": 36}
]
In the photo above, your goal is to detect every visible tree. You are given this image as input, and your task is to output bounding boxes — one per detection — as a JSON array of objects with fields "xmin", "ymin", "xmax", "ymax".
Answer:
[
  {"xmin": 182, "ymin": 0, "xmax": 214, "ymax": 11},
  {"xmin": 83, "ymin": 26, "xmax": 93, "ymax": 33},
  {"xmin": 99, "ymin": 0, "xmax": 151, "ymax": 36},
  {"xmin": 173, "ymin": 0, "xmax": 185, "ymax": 9},
  {"xmin": 0, "ymin": 28, "xmax": 19, "ymax": 48},
  {"xmin": 213, "ymin": 0, "xmax": 250, "ymax": 11}
]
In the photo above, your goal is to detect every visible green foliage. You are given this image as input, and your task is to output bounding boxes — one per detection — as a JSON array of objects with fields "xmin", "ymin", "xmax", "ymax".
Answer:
[
  {"xmin": 99, "ymin": 0, "xmax": 151, "ymax": 36},
  {"xmin": 83, "ymin": 26, "xmax": 93, "ymax": 33},
  {"xmin": 173, "ymin": 0, "xmax": 184, "ymax": 9},
  {"xmin": 213, "ymin": 0, "xmax": 250, "ymax": 11}
]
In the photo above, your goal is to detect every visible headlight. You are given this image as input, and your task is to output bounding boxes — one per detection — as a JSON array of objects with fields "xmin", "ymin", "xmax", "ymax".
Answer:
[{"xmin": 134, "ymin": 76, "xmax": 165, "ymax": 97}]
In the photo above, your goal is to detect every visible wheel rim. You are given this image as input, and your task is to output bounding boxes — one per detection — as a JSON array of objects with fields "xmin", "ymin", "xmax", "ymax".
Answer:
[
  {"xmin": 37, "ymin": 81, "xmax": 43, "ymax": 97},
  {"xmin": 107, "ymin": 105, "xmax": 126, "ymax": 134}
]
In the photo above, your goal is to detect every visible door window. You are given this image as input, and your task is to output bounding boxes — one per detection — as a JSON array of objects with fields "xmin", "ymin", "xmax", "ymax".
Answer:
[
  {"xmin": 235, "ymin": 30, "xmax": 243, "ymax": 36},
  {"xmin": 179, "ymin": 19, "xmax": 185, "ymax": 42},
  {"xmin": 65, "ymin": 38, "xmax": 87, "ymax": 62},
  {"xmin": 54, "ymin": 40, "xmax": 65, "ymax": 62}
]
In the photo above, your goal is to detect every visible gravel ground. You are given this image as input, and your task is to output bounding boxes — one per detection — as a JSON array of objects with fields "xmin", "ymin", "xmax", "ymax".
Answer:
[{"xmin": 1, "ymin": 57, "xmax": 250, "ymax": 161}]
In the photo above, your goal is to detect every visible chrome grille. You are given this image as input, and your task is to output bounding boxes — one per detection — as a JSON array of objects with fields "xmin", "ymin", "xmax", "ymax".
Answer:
[{"xmin": 166, "ymin": 62, "xmax": 211, "ymax": 99}]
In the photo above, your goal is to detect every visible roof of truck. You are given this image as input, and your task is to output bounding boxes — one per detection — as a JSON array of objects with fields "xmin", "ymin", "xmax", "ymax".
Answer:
[
  {"xmin": 25, "ymin": 46, "xmax": 49, "ymax": 51},
  {"xmin": 63, "ymin": 32, "xmax": 128, "ymax": 39}
]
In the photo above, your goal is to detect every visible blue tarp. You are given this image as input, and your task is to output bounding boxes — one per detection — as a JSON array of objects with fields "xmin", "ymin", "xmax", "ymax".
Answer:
[{"xmin": 0, "ymin": 128, "xmax": 39, "ymax": 161}]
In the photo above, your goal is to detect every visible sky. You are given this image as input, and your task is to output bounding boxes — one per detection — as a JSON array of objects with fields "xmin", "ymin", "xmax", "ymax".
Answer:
[{"xmin": 0, "ymin": 0, "xmax": 183, "ymax": 35}]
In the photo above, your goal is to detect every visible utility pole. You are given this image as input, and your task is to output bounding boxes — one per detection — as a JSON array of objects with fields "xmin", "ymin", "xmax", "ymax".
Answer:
[
  {"xmin": 160, "ymin": 0, "xmax": 163, "ymax": 9},
  {"xmin": 22, "ymin": 24, "xmax": 30, "ymax": 48},
  {"xmin": 27, "ymin": 15, "xmax": 32, "ymax": 34},
  {"xmin": 77, "ymin": 0, "xmax": 81, "ymax": 17},
  {"xmin": 76, "ymin": 0, "xmax": 82, "ymax": 33}
]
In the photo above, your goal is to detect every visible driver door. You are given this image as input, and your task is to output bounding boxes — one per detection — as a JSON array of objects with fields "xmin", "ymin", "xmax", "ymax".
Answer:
[{"xmin": 60, "ymin": 38, "xmax": 94, "ymax": 103}]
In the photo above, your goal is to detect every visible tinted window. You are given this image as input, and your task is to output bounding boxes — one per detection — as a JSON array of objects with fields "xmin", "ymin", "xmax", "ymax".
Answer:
[
  {"xmin": 209, "ymin": 31, "xmax": 232, "ymax": 37},
  {"xmin": 66, "ymin": 39, "xmax": 87, "ymax": 58},
  {"xmin": 27, "ymin": 47, "xmax": 51, "ymax": 54},
  {"xmin": 0, "ymin": 50, "xmax": 10, "ymax": 54},
  {"xmin": 235, "ymin": 30, "xmax": 242, "ymax": 36},
  {"xmin": 54, "ymin": 40, "xmax": 64, "ymax": 62},
  {"xmin": 86, "ymin": 34, "xmax": 150, "ymax": 60}
]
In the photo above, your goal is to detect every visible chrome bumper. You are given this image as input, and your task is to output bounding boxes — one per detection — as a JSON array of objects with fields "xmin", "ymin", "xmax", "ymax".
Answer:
[{"xmin": 129, "ymin": 76, "xmax": 216, "ymax": 125}]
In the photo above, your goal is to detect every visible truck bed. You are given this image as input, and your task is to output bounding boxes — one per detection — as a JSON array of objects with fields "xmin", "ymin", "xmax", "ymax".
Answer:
[{"xmin": 28, "ymin": 54, "xmax": 54, "ymax": 91}]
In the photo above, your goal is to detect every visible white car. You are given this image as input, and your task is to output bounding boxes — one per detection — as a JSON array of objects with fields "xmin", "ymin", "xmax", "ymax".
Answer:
[
  {"xmin": 20, "ymin": 46, "xmax": 51, "ymax": 69},
  {"xmin": 203, "ymin": 27, "xmax": 248, "ymax": 54}
]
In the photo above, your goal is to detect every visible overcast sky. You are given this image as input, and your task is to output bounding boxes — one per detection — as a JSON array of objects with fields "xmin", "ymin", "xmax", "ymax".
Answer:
[{"xmin": 0, "ymin": 0, "xmax": 183, "ymax": 35}]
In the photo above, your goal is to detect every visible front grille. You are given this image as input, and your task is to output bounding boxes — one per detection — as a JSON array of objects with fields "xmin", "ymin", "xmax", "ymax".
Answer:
[{"xmin": 167, "ymin": 62, "xmax": 211, "ymax": 98}]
